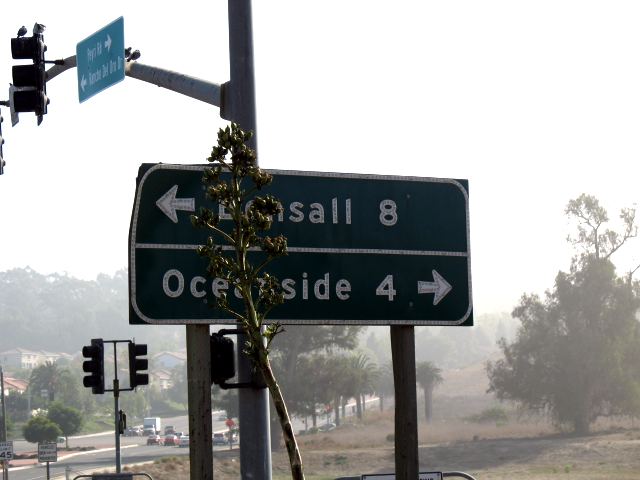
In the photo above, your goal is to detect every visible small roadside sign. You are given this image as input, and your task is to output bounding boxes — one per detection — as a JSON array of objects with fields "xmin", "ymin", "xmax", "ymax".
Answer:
[
  {"xmin": 0, "ymin": 441, "xmax": 13, "ymax": 460},
  {"xmin": 37, "ymin": 442, "xmax": 57, "ymax": 462}
]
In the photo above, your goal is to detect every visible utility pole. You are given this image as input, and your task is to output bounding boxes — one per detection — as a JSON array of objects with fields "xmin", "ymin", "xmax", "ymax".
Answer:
[
  {"xmin": 226, "ymin": 2, "xmax": 273, "ymax": 479},
  {"xmin": 1, "ymin": 366, "xmax": 8, "ymax": 480},
  {"xmin": 31, "ymin": 7, "xmax": 268, "ymax": 476}
]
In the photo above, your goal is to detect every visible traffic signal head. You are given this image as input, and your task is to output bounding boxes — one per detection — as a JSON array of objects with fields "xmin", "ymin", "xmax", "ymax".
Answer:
[
  {"xmin": 82, "ymin": 338, "xmax": 105, "ymax": 394},
  {"xmin": 211, "ymin": 333, "xmax": 235, "ymax": 385},
  {"xmin": 128, "ymin": 342, "xmax": 149, "ymax": 389},
  {"xmin": 10, "ymin": 30, "xmax": 48, "ymax": 124}
]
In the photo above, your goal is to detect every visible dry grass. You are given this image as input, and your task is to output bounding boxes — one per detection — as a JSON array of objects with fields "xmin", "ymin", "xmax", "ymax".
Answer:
[{"xmin": 124, "ymin": 411, "xmax": 640, "ymax": 480}]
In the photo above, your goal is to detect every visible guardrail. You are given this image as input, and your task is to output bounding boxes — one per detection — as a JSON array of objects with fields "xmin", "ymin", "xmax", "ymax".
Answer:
[{"xmin": 335, "ymin": 472, "xmax": 478, "ymax": 480}]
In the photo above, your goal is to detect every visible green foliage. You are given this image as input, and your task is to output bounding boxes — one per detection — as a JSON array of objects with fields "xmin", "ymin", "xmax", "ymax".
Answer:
[
  {"xmin": 0, "ymin": 268, "xmax": 184, "ymax": 354},
  {"xmin": 47, "ymin": 402, "xmax": 82, "ymax": 445},
  {"xmin": 416, "ymin": 361, "xmax": 443, "ymax": 422},
  {"xmin": 212, "ymin": 387, "xmax": 239, "ymax": 419},
  {"xmin": 266, "ymin": 324, "xmax": 367, "ymax": 428},
  {"xmin": 118, "ymin": 390, "xmax": 149, "ymax": 419},
  {"xmin": 416, "ymin": 361, "xmax": 443, "ymax": 391},
  {"xmin": 29, "ymin": 363, "xmax": 84, "ymax": 411},
  {"xmin": 488, "ymin": 195, "xmax": 640, "ymax": 434},
  {"xmin": 192, "ymin": 123, "xmax": 304, "ymax": 479},
  {"xmin": 23, "ymin": 415, "xmax": 62, "ymax": 444},
  {"xmin": 191, "ymin": 122, "xmax": 287, "ymax": 343},
  {"xmin": 464, "ymin": 406, "xmax": 509, "ymax": 425}
]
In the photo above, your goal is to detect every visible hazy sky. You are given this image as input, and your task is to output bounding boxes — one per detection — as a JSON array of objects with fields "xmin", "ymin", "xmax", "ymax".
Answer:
[{"xmin": 1, "ymin": 1, "xmax": 639, "ymax": 316}]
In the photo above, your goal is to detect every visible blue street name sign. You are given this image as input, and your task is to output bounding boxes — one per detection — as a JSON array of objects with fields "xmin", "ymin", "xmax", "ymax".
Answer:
[
  {"xmin": 129, "ymin": 164, "xmax": 473, "ymax": 326},
  {"xmin": 76, "ymin": 17, "xmax": 125, "ymax": 103}
]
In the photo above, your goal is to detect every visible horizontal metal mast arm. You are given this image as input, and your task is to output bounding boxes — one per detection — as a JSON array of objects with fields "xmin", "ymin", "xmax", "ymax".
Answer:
[
  {"xmin": 45, "ymin": 55, "xmax": 222, "ymax": 108},
  {"xmin": 125, "ymin": 61, "xmax": 221, "ymax": 107},
  {"xmin": 45, "ymin": 55, "xmax": 77, "ymax": 82}
]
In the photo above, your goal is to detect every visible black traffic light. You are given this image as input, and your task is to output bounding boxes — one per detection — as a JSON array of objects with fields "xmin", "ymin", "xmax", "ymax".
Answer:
[
  {"xmin": 211, "ymin": 332, "xmax": 235, "ymax": 386},
  {"xmin": 11, "ymin": 27, "xmax": 48, "ymax": 125},
  {"xmin": 118, "ymin": 410, "xmax": 127, "ymax": 435},
  {"xmin": 0, "ymin": 112, "xmax": 4, "ymax": 175},
  {"xmin": 82, "ymin": 338, "xmax": 105, "ymax": 394},
  {"xmin": 128, "ymin": 342, "xmax": 149, "ymax": 388}
]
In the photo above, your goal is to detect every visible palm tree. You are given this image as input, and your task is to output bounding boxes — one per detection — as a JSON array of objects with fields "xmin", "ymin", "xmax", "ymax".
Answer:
[
  {"xmin": 28, "ymin": 362, "xmax": 60, "ymax": 403},
  {"xmin": 344, "ymin": 353, "xmax": 379, "ymax": 420},
  {"xmin": 416, "ymin": 361, "xmax": 443, "ymax": 422},
  {"xmin": 375, "ymin": 362, "xmax": 395, "ymax": 412}
]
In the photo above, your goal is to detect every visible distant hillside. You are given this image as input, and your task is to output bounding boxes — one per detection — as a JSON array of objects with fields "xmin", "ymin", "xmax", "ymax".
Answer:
[{"xmin": 0, "ymin": 267, "xmax": 183, "ymax": 355}]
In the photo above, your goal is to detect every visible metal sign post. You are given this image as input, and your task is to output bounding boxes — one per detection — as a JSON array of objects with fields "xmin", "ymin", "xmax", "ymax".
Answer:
[{"xmin": 38, "ymin": 442, "xmax": 57, "ymax": 480}]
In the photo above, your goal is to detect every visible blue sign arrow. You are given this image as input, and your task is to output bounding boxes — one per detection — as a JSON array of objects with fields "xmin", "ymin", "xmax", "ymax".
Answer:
[{"xmin": 76, "ymin": 17, "xmax": 125, "ymax": 103}]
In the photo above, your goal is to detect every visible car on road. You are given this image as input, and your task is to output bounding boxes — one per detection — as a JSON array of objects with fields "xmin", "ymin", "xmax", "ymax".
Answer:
[
  {"xmin": 146, "ymin": 434, "xmax": 163, "ymax": 446},
  {"xmin": 179, "ymin": 435, "xmax": 189, "ymax": 448},
  {"xmin": 212, "ymin": 433, "xmax": 227, "ymax": 445},
  {"xmin": 163, "ymin": 434, "xmax": 179, "ymax": 446},
  {"xmin": 124, "ymin": 426, "xmax": 143, "ymax": 437},
  {"xmin": 318, "ymin": 422, "xmax": 336, "ymax": 432}
]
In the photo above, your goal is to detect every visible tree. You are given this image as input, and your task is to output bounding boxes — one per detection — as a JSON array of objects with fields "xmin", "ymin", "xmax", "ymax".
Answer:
[
  {"xmin": 28, "ymin": 362, "xmax": 60, "ymax": 403},
  {"xmin": 415, "ymin": 361, "xmax": 443, "ymax": 422},
  {"xmin": 212, "ymin": 387, "xmax": 239, "ymax": 420},
  {"xmin": 23, "ymin": 415, "xmax": 61, "ymax": 444},
  {"xmin": 119, "ymin": 390, "xmax": 148, "ymax": 420},
  {"xmin": 166, "ymin": 365, "xmax": 188, "ymax": 407},
  {"xmin": 374, "ymin": 362, "xmax": 395, "ymax": 412},
  {"xmin": 487, "ymin": 195, "xmax": 640, "ymax": 434},
  {"xmin": 191, "ymin": 123, "xmax": 303, "ymax": 479},
  {"xmin": 47, "ymin": 402, "xmax": 82, "ymax": 448},
  {"xmin": 338, "ymin": 354, "xmax": 378, "ymax": 420}
]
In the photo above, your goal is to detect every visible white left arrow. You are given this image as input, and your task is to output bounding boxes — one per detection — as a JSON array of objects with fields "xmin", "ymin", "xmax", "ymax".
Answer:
[
  {"xmin": 80, "ymin": 75, "xmax": 87, "ymax": 92},
  {"xmin": 156, "ymin": 185, "xmax": 195, "ymax": 224},
  {"xmin": 417, "ymin": 270, "xmax": 452, "ymax": 305},
  {"xmin": 104, "ymin": 34, "xmax": 112, "ymax": 52}
]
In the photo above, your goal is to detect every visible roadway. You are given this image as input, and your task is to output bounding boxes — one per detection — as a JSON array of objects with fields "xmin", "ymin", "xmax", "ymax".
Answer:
[
  {"xmin": 6, "ymin": 398, "xmax": 378, "ymax": 479},
  {"xmin": 7, "ymin": 412, "xmax": 232, "ymax": 480}
]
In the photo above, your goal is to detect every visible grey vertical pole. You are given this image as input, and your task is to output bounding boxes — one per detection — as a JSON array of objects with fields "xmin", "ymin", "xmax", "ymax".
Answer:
[
  {"xmin": 114, "ymin": 378, "xmax": 121, "ymax": 473},
  {"xmin": 1, "ymin": 366, "xmax": 8, "ymax": 480},
  {"xmin": 186, "ymin": 325, "xmax": 213, "ymax": 480},
  {"xmin": 390, "ymin": 325, "xmax": 419, "ymax": 480},
  {"xmin": 113, "ymin": 340, "xmax": 121, "ymax": 474},
  {"xmin": 226, "ymin": 1, "xmax": 273, "ymax": 479}
]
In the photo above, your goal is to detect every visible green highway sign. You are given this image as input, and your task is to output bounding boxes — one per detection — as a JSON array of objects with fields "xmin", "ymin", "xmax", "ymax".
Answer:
[
  {"xmin": 76, "ymin": 17, "xmax": 125, "ymax": 103},
  {"xmin": 129, "ymin": 164, "xmax": 472, "ymax": 326}
]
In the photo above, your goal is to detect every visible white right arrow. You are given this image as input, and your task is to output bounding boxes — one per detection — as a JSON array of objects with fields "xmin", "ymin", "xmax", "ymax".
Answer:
[
  {"xmin": 104, "ymin": 34, "xmax": 112, "ymax": 52},
  {"xmin": 156, "ymin": 185, "xmax": 195, "ymax": 224},
  {"xmin": 417, "ymin": 270, "xmax": 452, "ymax": 305}
]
